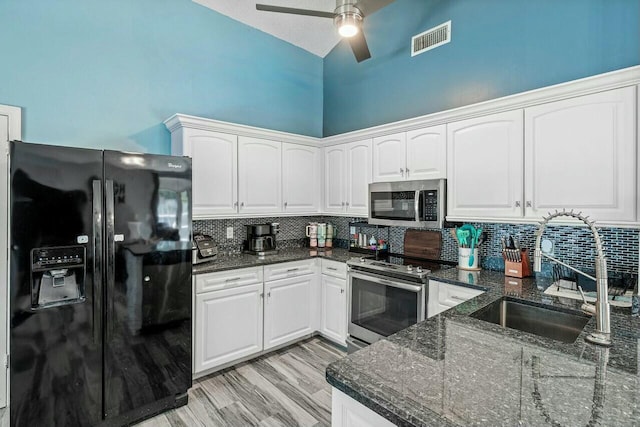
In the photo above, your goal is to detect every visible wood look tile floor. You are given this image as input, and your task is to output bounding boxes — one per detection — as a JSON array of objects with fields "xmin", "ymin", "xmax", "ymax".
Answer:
[{"xmin": 135, "ymin": 338, "xmax": 346, "ymax": 427}]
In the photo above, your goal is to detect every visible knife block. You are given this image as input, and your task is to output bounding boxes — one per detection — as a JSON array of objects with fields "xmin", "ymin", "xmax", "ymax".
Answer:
[{"xmin": 504, "ymin": 249, "xmax": 532, "ymax": 278}]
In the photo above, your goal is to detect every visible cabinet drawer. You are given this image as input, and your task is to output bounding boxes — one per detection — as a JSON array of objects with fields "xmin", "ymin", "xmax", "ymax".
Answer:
[
  {"xmin": 195, "ymin": 267, "xmax": 263, "ymax": 294},
  {"xmin": 264, "ymin": 259, "xmax": 316, "ymax": 282},
  {"xmin": 321, "ymin": 259, "xmax": 347, "ymax": 279},
  {"xmin": 439, "ymin": 282, "xmax": 484, "ymax": 307}
]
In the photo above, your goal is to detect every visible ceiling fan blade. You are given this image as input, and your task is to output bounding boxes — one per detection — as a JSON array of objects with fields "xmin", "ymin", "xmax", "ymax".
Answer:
[
  {"xmin": 354, "ymin": 0, "xmax": 395, "ymax": 16},
  {"xmin": 349, "ymin": 31, "xmax": 371, "ymax": 62},
  {"xmin": 255, "ymin": 4, "xmax": 335, "ymax": 19}
]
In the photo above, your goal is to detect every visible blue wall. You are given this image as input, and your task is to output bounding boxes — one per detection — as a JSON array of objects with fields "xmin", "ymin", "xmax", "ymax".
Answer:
[
  {"xmin": 0, "ymin": 0, "xmax": 323, "ymax": 154},
  {"xmin": 323, "ymin": 0, "xmax": 640, "ymax": 136}
]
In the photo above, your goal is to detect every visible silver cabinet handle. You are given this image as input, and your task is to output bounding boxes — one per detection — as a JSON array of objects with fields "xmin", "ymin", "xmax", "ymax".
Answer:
[
  {"xmin": 406, "ymin": 167, "xmax": 410, "ymax": 177},
  {"xmin": 225, "ymin": 277, "xmax": 240, "ymax": 283},
  {"xmin": 240, "ymin": 202, "xmax": 244, "ymax": 209},
  {"xmin": 267, "ymin": 291, "xmax": 271, "ymax": 298},
  {"xmin": 327, "ymin": 267, "xmax": 338, "ymax": 271},
  {"xmin": 287, "ymin": 268, "xmax": 299, "ymax": 272},
  {"xmin": 346, "ymin": 202, "xmax": 350, "ymax": 207},
  {"xmin": 284, "ymin": 201, "xmax": 288, "ymax": 209},
  {"xmin": 450, "ymin": 295, "xmax": 467, "ymax": 301},
  {"xmin": 526, "ymin": 201, "xmax": 532, "ymax": 207},
  {"xmin": 340, "ymin": 289, "xmax": 345, "ymax": 294},
  {"xmin": 515, "ymin": 201, "xmax": 521, "ymax": 207},
  {"xmin": 341, "ymin": 201, "xmax": 345, "ymax": 207},
  {"xmin": 234, "ymin": 201, "xmax": 238, "ymax": 208},
  {"xmin": 260, "ymin": 293, "xmax": 264, "ymax": 299},
  {"xmin": 400, "ymin": 168, "xmax": 404, "ymax": 176}
]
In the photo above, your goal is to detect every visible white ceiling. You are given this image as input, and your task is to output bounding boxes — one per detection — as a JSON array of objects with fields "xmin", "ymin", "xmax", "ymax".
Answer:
[{"xmin": 193, "ymin": 0, "xmax": 342, "ymax": 57}]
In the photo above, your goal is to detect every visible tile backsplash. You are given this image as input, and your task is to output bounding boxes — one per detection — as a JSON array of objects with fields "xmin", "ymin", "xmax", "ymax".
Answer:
[{"xmin": 193, "ymin": 217, "xmax": 639, "ymax": 274}]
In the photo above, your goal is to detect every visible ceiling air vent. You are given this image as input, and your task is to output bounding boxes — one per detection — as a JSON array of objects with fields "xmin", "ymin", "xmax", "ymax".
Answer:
[{"xmin": 411, "ymin": 20, "xmax": 451, "ymax": 57}]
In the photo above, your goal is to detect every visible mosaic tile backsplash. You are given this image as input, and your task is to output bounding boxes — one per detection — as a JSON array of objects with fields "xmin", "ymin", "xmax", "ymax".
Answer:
[{"xmin": 193, "ymin": 217, "xmax": 640, "ymax": 274}]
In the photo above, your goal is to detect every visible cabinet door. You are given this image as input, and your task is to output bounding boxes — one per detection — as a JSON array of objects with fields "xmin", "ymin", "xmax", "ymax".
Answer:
[
  {"xmin": 324, "ymin": 145, "xmax": 346, "ymax": 213},
  {"xmin": 524, "ymin": 87, "xmax": 636, "ymax": 223},
  {"xmin": 428, "ymin": 280, "xmax": 483, "ymax": 317},
  {"xmin": 447, "ymin": 110, "xmax": 524, "ymax": 219},
  {"xmin": 238, "ymin": 137, "xmax": 282, "ymax": 214},
  {"xmin": 321, "ymin": 275, "xmax": 347, "ymax": 345},
  {"xmin": 183, "ymin": 130, "xmax": 238, "ymax": 217},
  {"xmin": 406, "ymin": 125, "xmax": 446, "ymax": 180},
  {"xmin": 345, "ymin": 139, "xmax": 372, "ymax": 215},
  {"xmin": 282, "ymin": 143, "xmax": 320, "ymax": 213},
  {"xmin": 194, "ymin": 283, "xmax": 263, "ymax": 374},
  {"xmin": 372, "ymin": 133, "xmax": 407, "ymax": 182},
  {"xmin": 264, "ymin": 275, "xmax": 315, "ymax": 350},
  {"xmin": 332, "ymin": 388, "xmax": 396, "ymax": 427}
]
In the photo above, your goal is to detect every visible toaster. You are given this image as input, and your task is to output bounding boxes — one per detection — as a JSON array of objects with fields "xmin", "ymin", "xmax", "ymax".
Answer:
[{"xmin": 192, "ymin": 234, "xmax": 218, "ymax": 264}]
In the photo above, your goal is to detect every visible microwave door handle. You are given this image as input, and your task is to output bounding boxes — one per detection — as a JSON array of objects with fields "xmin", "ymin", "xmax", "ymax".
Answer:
[{"xmin": 415, "ymin": 190, "xmax": 421, "ymax": 222}]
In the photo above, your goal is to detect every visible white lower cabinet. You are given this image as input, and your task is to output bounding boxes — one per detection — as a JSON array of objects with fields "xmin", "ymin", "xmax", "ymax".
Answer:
[
  {"xmin": 320, "ymin": 274, "xmax": 347, "ymax": 345},
  {"xmin": 332, "ymin": 388, "xmax": 395, "ymax": 427},
  {"xmin": 428, "ymin": 280, "xmax": 484, "ymax": 317},
  {"xmin": 194, "ymin": 282, "xmax": 263, "ymax": 374},
  {"xmin": 264, "ymin": 274, "xmax": 316, "ymax": 350}
]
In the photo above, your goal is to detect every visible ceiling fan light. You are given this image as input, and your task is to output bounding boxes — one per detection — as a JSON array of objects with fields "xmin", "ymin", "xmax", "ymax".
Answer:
[{"xmin": 335, "ymin": 12, "xmax": 361, "ymax": 38}]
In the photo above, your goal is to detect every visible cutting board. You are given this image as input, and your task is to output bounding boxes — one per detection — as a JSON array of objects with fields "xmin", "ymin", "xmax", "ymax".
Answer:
[{"xmin": 404, "ymin": 230, "xmax": 442, "ymax": 260}]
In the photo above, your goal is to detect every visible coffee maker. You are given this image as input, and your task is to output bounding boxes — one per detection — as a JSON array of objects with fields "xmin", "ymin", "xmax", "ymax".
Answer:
[{"xmin": 244, "ymin": 223, "xmax": 278, "ymax": 256}]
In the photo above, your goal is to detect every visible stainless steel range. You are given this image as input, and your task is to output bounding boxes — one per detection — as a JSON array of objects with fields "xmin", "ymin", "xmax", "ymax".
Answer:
[{"xmin": 346, "ymin": 257, "xmax": 431, "ymax": 353}]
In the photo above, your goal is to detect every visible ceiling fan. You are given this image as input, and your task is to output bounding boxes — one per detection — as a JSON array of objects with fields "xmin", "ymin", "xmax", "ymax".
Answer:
[{"xmin": 256, "ymin": 0, "xmax": 395, "ymax": 62}]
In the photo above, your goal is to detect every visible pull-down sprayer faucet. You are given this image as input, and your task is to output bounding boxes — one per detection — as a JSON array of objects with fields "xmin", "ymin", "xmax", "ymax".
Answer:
[{"xmin": 533, "ymin": 209, "xmax": 612, "ymax": 347}]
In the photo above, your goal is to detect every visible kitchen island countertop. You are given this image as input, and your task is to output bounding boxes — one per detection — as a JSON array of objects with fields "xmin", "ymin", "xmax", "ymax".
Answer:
[
  {"xmin": 193, "ymin": 247, "xmax": 354, "ymax": 274},
  {"xmin": 327, "ymin": 267, "xmax": 640, "ymax": 426}
]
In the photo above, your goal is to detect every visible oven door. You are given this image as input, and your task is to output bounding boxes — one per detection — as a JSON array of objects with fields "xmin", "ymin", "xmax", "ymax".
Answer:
[{"xmin": 348, "ymin": 271, "xmax": 426, "ymax": 345}]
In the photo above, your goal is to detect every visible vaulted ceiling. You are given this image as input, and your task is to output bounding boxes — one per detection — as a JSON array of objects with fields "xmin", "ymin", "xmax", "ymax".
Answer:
[{"xmin": 193, "ymin": 0, "xmax": 342, "ymax": 57}]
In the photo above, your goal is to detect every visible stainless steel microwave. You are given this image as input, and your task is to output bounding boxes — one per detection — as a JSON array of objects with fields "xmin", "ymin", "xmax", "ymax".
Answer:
[{"xmin": 368, "ymin": 179, "xmax": 446, "ymax": 228}]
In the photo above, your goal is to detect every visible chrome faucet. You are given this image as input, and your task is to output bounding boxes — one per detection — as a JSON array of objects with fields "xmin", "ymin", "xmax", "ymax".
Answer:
[{"xmin": 533, "ymin": 209, "xmax": 612, "ymax": 346}]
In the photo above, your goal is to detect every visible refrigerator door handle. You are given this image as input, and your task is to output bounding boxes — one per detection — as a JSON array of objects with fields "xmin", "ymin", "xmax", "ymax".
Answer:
[
  {"xmin": 105, "ymin": 179, "xmax": 116, "ymax": 339},
  {"xmin": 92, "ymin": 180, "xmax": 103, "ymax": 345}
]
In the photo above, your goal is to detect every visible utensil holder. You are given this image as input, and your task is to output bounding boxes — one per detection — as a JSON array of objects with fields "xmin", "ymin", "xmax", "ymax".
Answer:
[
  {"xmin": 504, "ymin": 249, "xmax": 532, "ymax": 278},
  {"xmin": 458, "ymin": 247, "xmax": 479, "ymax": 270}
]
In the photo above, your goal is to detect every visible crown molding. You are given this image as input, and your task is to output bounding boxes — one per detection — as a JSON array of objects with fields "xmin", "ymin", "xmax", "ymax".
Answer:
[
  {"xmin": 164, "ymin": 114, "xmax": 321, "ymax": 147},
  {"xmin": 165, "ymin": 65, "xmax": 640, "ymax": 147},
  {"xmin": 321, "ymin": 65, "xmax": 640, "ymax": 145}
]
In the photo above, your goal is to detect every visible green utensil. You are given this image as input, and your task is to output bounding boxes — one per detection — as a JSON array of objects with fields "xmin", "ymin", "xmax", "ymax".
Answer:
[
  {"xmin": 456, "ymin": 228, "xmax": 469, "ymax": 247},
  {"xmin": 460, "ymin": 224, "xmax": 477, "ymax": 267}
]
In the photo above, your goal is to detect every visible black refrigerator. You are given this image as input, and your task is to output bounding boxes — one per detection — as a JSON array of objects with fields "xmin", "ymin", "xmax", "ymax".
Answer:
[{"xmin": 9, "ymin": 141, "xmax": 193, "ymax": 426}]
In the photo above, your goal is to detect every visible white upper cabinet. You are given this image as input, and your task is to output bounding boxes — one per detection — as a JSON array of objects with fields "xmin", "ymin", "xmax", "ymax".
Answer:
[
  {"xmin": 373, "ymin": 126, "xmax": 446, "ymax": 182},
  {"xmin": 372, "ymin": 133, "xmax": 406, "ymax": 182},
  {"xmin": 238, "ymin": 137, "xmax": 282, "ymax": 214},
  {"xmin": 324, "ymin": 145, "xmax": 347, "ymax": 213},
  {"xmin": 345, "ymin": 140, "xmax": 373, "ymax": 215},
  {"xmin": 406, "ymin": 125, "xmax": 447, "ymax": 180},
  {"xmin": 324, "ymin": 140, "xmax": 372, "ymax": 215},
  {"xmin": 524, "ymin": 86, "xmax": 636, "ymax": 223},
  {"xmin": 172, "ymin": 129, "xmax": 238, "ymax": 218},
  {"xmin": 447, "ymin": 110, "xmax": 524, "ymax": 219},
  {"xmin": 282, "ymin": 143, "xmax": 320, "ymax": 213}
]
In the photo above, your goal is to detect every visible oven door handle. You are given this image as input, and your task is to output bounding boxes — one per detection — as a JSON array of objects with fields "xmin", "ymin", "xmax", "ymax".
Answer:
[{"xmin": 349, "ymin": 271, "xmax": 423, "ymax": 293}]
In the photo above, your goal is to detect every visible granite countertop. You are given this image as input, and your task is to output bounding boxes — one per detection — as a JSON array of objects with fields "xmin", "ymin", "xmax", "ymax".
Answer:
[
  {"xmin": 327, "ymin": 267, "xmax": 640, "ymax": 427},
  {"xmin": 192, "ymin": 247, "xmax": 354, "ymax": 274}
]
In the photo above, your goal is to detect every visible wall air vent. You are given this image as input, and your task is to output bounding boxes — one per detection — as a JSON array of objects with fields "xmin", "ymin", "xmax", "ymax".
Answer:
[{"xmin": 411, "ymin": 20, "xmax": 451, "ymax": 57}]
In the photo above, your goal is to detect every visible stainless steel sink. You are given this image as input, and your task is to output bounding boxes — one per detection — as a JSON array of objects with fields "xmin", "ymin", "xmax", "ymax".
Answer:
[{"xmin": 470, "ymin": 297, "xmax": 591, "ymax": 344}]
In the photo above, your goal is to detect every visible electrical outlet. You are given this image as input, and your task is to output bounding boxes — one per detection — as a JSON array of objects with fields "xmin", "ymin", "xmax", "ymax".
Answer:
[{"xmin": 226, "ymin": 227, "xmax": 234, "ymax": 239}]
